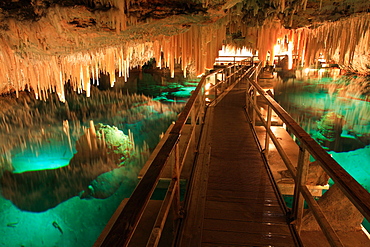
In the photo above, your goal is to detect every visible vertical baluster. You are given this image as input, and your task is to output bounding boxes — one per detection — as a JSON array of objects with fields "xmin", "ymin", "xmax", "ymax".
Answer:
[
  {"xmin": 229, "ymin": 66, "xmax": 232, "ymax": 86},
  {"xmin": 245, "ymin": 78, "xmax": 250, "ymax": 111},
  {"xmin": 214, "ymin": 73, "xmax": 218, "ymax": 101},
  {"xmin": 191, "ymin": 102, "xmax": 196, "ymax": 127},
  {"xmin": 252, "ymin": 86, "xmax": 257, "ymax": 128},
  {"xmin": 172, "ymin": 142, "xmax": 181, "ymax": 219},
  {"xmin": 222, "ymin": 68, "xmax": 226, "ymax": 92},
  {"xmin": 200, "ymin": 84, "xmax": 205, "ymax": 124},
  {"xmin": 221, "ymin": 68, "xmax": 225, "ymax": 92},
  {"xmin": 264, "ymin": 105, "xmax": 272, "ymax": 157},
  {"xmin": 146, "ymin": 141, "xmax": 181, "ymax": 247},
  {"xmin": 292, "ymin": 147, "xmax": 310, "ymax": 233},
  {"xmin": 251, "ymin": 64, "xmax": 259, "ymax": 127},
  {"xmin": 233, "ymin": 65, "xmax": 236, "ymax": 84},
  {"xmin": 236, "ymin": 65, "xmax": 240, "ymax": 88}
]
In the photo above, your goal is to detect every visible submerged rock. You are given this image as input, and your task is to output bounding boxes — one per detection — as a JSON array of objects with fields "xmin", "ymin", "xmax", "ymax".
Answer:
[{"xmin": 316, "ymin": 112, "xmax": 344, "ymax": 150}]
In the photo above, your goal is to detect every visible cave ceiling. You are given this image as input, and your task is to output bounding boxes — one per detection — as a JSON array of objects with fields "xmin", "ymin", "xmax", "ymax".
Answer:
[
  {"xmin": 0, "ymin": 0, "xmax": 370, "ymax": 58},
  {"xmin": 1, "ymin": 0, "xmax": 368, "ymax": 28},
  {"xmin": 0, "ymin": 0, "xmax": 369, "ymax": 96}
]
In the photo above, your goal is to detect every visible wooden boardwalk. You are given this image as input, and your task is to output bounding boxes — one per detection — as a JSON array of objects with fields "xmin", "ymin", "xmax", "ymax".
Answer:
[{"xmin": 177, "ymin": 83, "xmax": 299, "ymax": 246}]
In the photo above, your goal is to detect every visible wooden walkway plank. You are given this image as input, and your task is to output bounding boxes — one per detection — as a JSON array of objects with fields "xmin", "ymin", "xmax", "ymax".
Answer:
[
  {"xmin": 177, "ymin": 82, "xmax": 298, "ymax": 246},
  {"xmin": 206, "ymin": 189, "xmax": 281, "ymax": 206},
  {"xmin": 203, "ymin": 218, "xmax": 292, "ymax": 235},
  {"xmin": 202, "ymin": 229, "xmax": 296, "ymax": 247}
]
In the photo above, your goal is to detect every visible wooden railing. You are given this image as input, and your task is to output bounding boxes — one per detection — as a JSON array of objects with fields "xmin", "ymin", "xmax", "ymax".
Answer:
[
  {"xmin": 94, "ymin": 63, "xmax": 252, "ymax": 247},
  {"xmin": 245, "ymin": 64, "xmax": 370, "ymax": 247},
  {"xmin": 214, "ymin": 55, "xmax": 255, "ymax": 66},
  {"xmin": 94, "ymin": 61, "xmax": 369, "ymax": 247}
]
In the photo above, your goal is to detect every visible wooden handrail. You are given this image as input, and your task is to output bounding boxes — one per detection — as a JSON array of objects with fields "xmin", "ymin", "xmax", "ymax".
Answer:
[
  {"xmin": 248, "ymin": 82, "xmax": 370, "ymax": 222},
  {"xmin": 95, "ymin": 133, "xmax": 180, "ymax": 246},
  {"xmin": 245, "ymin": 71, "xmax": 370, "ymax": 247},
  {"xmin": 94, "ymin": 63, "xmax": 250, "ymax": 247},
  {"xmin": 300, "ymin": 185, "xmax": 344, "ymax": 246},
  {"xmin": 98, "ymin": 61, "xmax": 370, "ymax": 247},
  {"xmin": 248, "ymin": 97, "xmax": 298, "ymax": 178},
  {"xmin": 170, "ymin": 70, "xmax": 211, "ymax": 134}
]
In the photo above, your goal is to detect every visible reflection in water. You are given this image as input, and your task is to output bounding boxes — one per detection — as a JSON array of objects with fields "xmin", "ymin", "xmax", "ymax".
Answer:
[
  {"xmin": 274, "ymin": 71, "xmax": 370, "ymax": 192},
  {"xmin": 0, "ymin": 123, "xmax": 136, "ymax": 212},
  {"xmin": 0, "ymin": 70, "xmax": 192, "ymax": 246},
  {"xmin": 275, "ymin": 71, "xmax": 369, "ymax": 150},
  {"xmin": 115, "ymin": 70, "xmax": 199, "ymax": 103}
]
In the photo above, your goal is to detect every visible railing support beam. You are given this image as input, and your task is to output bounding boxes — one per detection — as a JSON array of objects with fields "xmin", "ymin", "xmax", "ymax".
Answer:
[
  {"xmin": 172, "ymin": 143, "xmax": 181, "ymax": 218},
  {"xmin": 264, "ymin": 105, "xmax": 272, "ymax": 156},
  {"xmin": 292, "ymin": 147, "xmax": 310, "ymax": 233}
]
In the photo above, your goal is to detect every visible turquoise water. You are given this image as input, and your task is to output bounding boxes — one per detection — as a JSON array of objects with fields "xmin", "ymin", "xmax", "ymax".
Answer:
[
  {"xmin": 11, "ymin": 139, "xmax": 75, "ymax": 173},
  {"xmin": 0, "ymin": 71, "xmax": 196, "ymax": 246},
  {"xmin": 274, "ymin": 72, "xmax": 370, "ymax": 191},
  {"xmin": 120, "ymin": 71, "xmax": 198, "ymax": 103},
  {"xmin": 3, "ymin": 68, "xmax": 367, "ymax": 245},
  {"xmin": 274, "ymin": 71, "xmax": 370, "ymax": 231}
]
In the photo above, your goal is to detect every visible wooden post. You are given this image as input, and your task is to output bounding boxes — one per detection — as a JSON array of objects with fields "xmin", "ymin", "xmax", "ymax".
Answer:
[
  {"xmin": 172, "ymin": 142, "xmax": 181, "ymax": 219},
  {"xmin": 199, "ymin": 86, "xmax": 205, "ymax": 124},
  {"xmin": 191, "ymin": 103, "xmax": 196, "ymax": 127},
  {"xmin": 252, "ymin": 87, "xmax": 257, "ymax": 128},
  {"xmin": 251, "ymin": 64, "xmax": 259, "ymax": 127},
  {"xmin": 214, "ymin": 73, "xmax": 217, "ymax": 89},
  {"xmin": 245, "ymin": 80, "xmax": 249, "ymax": 110},
  {"xmin": 245, "ymin": 71, "xmax": 250, "ymax": 111},
  {"xmin": 255, "ymin": 64, "xmax": 259, "ymax": 82},
  {"xmin": 227, "ymin": 67, "xmax": 233, "ymax": 87},
  {"xmin": 222, "ymin": 68, "xmax": 226, "ymax": 92},
  {"xmin": 264, "ymin": 105, "xmax": 272, "ymax": 157},
  {"xmin": 214, "ymin": 73, "xmax": 218, "ymax": 101},
  {"xmin": 146, "ymin": 178, "xmax": 178, "ymax": 247},
  {"xmin": 232, "ymin": 65, "xmax": 235, "ymax": 84},
  {"xmin": 292, "ymin": 147, "xmax": 310, "ymax": 233}
]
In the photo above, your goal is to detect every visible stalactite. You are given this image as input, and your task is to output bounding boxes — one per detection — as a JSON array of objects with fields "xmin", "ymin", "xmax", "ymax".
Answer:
[
  {"xmin": 1, "ymin": 1, "xmax": 368, "ymax": 101},
  {"xmin": 251, "ymin": 19, "xmax": 292, "ymax": 66},
  {"xmin": 227, "ymin": 9, "xmax": 369, "ymax": 74},
  {"xmin": 0, "ymin": 1, "xmax": 229, "ymax": 99},
  {"xmin": 0, "ymin": 9, "xmax": 229, "ymax": 100},
  {"xmin": 152, "ymin": 17, "xmax": 227, "ymax": 78},
  {"xmin": 297, "ymin": 13, "xmax": 370, "ymax": 74}
]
